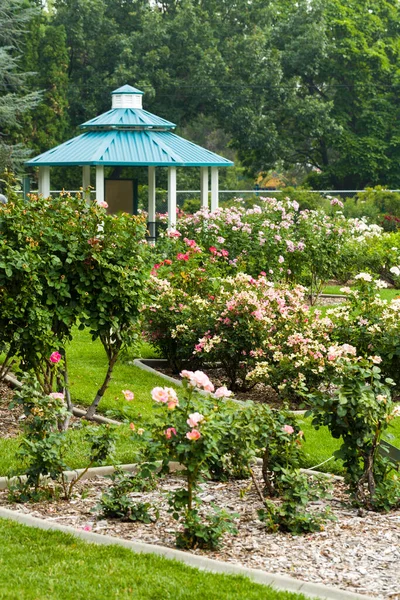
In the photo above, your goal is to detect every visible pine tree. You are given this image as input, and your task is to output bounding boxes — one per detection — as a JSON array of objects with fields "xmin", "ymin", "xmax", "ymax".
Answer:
[{"xmin": 0, "ymin": 0, "xmax": 41, "ymax": 173}]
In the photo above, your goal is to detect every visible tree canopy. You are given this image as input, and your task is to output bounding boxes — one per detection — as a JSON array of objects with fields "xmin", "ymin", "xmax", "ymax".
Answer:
[{"xmin": 2, "ymin": 0, "xmax": 400, "ymax": 189}]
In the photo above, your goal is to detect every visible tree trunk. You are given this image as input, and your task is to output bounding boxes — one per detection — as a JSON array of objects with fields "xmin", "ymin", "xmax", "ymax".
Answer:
[{"xmin": 85, "ymin": 351, "xmax": 119, "ymax": 420}]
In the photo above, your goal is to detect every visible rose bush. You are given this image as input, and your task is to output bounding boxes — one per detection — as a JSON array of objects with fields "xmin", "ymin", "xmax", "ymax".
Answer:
[
  {"xmin": 0, "ymin": 194, "xmax": 149, "ymax": 419},
  {"xmin": 329, "ymin": 275, "xmax": 400, "ymax": 389}
]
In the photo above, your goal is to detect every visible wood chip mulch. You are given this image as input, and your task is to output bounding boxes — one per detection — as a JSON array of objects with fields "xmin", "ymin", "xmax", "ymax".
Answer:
[{"xmin": 1, "ymin": 469, "xmax": 399, "ymax": 600}]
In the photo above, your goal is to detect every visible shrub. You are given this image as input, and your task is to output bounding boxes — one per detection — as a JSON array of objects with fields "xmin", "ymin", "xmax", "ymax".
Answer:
[
  {"xmin": 138, "ymin": 371, "xmax": 241, "ymax": 549},
  {"xmin": 329, "ymin": 276, "xmax": 400, "ymax": 388},
  {"xmin": 9, "ymin": 378, "xmax": 117, "ymax": 501},
  {"xmin": 258, "ymin": 470, "xmax": 334, "ymax": 534},
  {"xmin": 306, "ymin": 356, "xmax": 400, "ymax": 511},
  {"xmin": 0, "ymin": 194, "xmax": 149, "ymax": 419}
]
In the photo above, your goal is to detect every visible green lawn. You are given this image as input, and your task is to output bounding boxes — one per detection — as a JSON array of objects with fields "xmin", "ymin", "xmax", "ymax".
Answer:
[
  {"xmin": 66, "ymin": 328, "xmax": 172, "ymax": 423},
  {"xmin": 323, "ymin": 285, "xmax": 400, "ymax": 302},
  {"xmin": 0, "ymin": 519, "xmax": 311, "ymax": 600}
]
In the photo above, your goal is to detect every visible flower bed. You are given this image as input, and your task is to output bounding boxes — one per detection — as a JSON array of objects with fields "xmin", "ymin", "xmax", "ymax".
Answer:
[{"xmin": 1, "ymin": 468, "xmax": 398, "ymax": 600}]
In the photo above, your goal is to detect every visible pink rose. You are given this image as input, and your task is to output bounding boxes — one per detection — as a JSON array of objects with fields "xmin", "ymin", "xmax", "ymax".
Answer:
[
  {"xmin": 122, "ymin": 389, "xmax": 134, "ymax": 401},
  {"xmin": 221, "ymin": 249, "xmax": 229, "ymax": 257},
  {"xmin": 48, "ymin": 392, "xmax": 64, "ymax": 401},
  {"xmin": 97, "ymin": 200, "xmax": 108, "ymax": 209},
  {"xmin": 187, "ymin": 412, "xmax": 204, "ymax": 428},
  {"xmin": 282, "ymin": 424, "xmax": 294, "ymax": 435},
  {"xmin": 82, "ymin": 525, "xmax": 92, "ymax": 532},
  {"xmin": 186, "ymin": 429, "xmax": 201, "ymax": 441},
  {"xmin": 49, "ymin": 351, "xmax": 62, "ymax": 364},
  {"xmin": 214, "ymin": 386, "xmax": 232, "ymax": 399},
  {"xmin": 165, "ymin": 427, "xmax": 177, "ymax": 439},
  {"xmin": 151, "ymin": 387, "xmax": 169, "ymax": 403},
  {"xmin": 167, "ymin": 398, "xmax": 179, "ymax": 410},
  {"xmin": 129, "ymin": 422, "xmax": 135, "ymax": 431},
  {"xmin": 151, "ymin": 386, "xmax": 178, "ymax": 404}
]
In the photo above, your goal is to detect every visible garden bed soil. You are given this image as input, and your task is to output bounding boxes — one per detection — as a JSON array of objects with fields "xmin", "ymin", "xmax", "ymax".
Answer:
[
  {"xmin": 154, "ymin": 365, "xmax": 304, "ymax": 410},
  {"xmin": 0, "ymin": 381, "xmax": 104, "ymax": 439},
  {"xmin": 1, "ymin": 468, "xmax": 398, "ymax": 600}
]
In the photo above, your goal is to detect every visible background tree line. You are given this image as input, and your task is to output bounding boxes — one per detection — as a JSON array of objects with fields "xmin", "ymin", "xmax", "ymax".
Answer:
[{"xmin": 2, "ymin": 0, "xmax": 400, "ymax": 190}]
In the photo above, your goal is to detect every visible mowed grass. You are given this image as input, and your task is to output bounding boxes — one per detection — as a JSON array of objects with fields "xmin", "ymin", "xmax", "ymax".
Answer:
[
  {"xmin": 66, "ymin": 328, "xmax": 171, "ymax": 423},
  {"xmin": 0, "ymin": 519, "xmax": 311, "ymax": 600},
  {"xmin": 323, "ymin": 285, "xmax": 400, "ymax": 302}
]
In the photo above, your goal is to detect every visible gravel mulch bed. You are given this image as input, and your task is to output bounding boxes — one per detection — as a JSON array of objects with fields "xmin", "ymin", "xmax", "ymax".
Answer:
[
  {"xmin": 1, "ymin": 469, "xmax": 399, "ymax": 599},
  {"xmin": 0, "ymin": 382, "xmax": 20, "ymax": 439}
]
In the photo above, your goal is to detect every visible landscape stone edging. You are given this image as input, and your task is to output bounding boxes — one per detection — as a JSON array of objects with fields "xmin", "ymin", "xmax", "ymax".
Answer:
[
  {"xmin": 0, "ymin": 460, "xmax": 342, "ymax": 491},
  {"xmin": 0, "ymin": 506, "xmax": 375, "ymax": 600},
  {"xmin": 4, "ymin": 373, "xmax": 121, "ymax": 426}
]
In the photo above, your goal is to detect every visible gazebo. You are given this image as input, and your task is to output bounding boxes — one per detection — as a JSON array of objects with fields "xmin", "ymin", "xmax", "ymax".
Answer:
[{"xmin": 26, "ymin": 85, "xmax": 234, "ymax": 229}]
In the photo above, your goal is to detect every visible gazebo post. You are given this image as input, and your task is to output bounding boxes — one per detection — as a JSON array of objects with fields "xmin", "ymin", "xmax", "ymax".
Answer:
[
  {"xmin": 168, "ymin": 166, "xmax": 177, "ymax": 228},
  {"xmin": 38, "ymin": 166, "xmax": 50, "ymax": 197},
  {"xmin": 148, "ymin": 166, "xmax": 156, "ymax": 242},
  {"xmin": 200, "ymin": 167, "xmax": 209, "ymax": 208},
  {"xmin": 95, "ymin": 165, "xmax": 104, "ymax": 203},
  {"xmin": 82, "ymin": 166, "xmax": 91, "ymax": 202},
  {"xmin": 211, "ymin": 167, "xmax": 219, "ymax": 211}
]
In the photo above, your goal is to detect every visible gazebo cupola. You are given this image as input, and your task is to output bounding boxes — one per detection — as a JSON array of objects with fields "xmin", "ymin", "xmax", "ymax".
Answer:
[
  {"xmin": 111, "ymin": 84, "xmax": 144, "ymax": 109},
  {"xmin": 26, "ymin": 84, "xmax": 234, "ymax": 228}
]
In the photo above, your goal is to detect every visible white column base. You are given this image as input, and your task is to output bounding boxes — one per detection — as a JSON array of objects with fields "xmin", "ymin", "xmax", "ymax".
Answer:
[
  {"xmin": 95, "ymin": 165, "xmax": 105, "ymax": 204},
  {"xmin": 168, "ymin": 167, "xmax": 177, "ymax": 229},
  {"xmin": 200, "ymin": 167, "xmax": 209, "ymax": 209},
  {"xmin": 38, "ymin": 166, "xmax": 50, "ymax": 198},
  {"xmin": 211, "ymin": 167, "xmax": 219, "ymax": 211}
]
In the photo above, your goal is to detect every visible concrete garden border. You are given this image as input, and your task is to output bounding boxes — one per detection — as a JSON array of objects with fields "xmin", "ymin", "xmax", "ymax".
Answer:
[{"xmin": 0, "ymin": 505, "xmax": 374, "ymax": 600}]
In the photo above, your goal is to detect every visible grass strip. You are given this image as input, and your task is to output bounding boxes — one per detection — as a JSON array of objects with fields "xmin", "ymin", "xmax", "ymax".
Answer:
[{"xmin": 0, "ymin": 518, "xmax": 310, "ymax": 600}]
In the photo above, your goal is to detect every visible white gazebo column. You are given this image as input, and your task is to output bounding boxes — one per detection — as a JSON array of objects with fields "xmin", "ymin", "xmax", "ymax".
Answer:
[
  {"xmin": 200, "ymin": 167, "xmax": 209, "ymax": 208},
  {"xmin": 95, "ymin": 165, "xmax": 104, "ymax": 203},
  {"xmin": 82, "ymin": 165, "xmax": 91, "ymax": 202},
  {"xmin": 38, "ymin": 166, "xmax": 50, "ymax": 197},
  {"xmin": 168, "ymin": 166, "xmax": 177, "ymax": 229},
  {"xmin": 148, "ymin": 166, "xmax": 156, "ymax": 242},
  {"xmin": 211, "ymin": 167, "xmax": 219, "ymax": 211}
]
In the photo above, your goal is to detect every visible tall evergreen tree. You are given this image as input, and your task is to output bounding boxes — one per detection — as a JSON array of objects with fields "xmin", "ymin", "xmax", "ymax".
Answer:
[{"xmin": 0, "ymin": 0, "xmax": 41, "ymax": 173}]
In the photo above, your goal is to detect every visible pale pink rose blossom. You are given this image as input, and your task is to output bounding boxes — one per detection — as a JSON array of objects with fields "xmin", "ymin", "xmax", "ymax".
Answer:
[
  {"xmin": 282, "ymin": 424, "xmax": 294, "ymax": 434},
  {"xmin": 151, "ymin": 387, "xmax": 169, "ymax": 403},
  {"xmin": 122, "ymin": 389, "xmax": 134, "ymax": 401},
  {"xmin": 187, "ymin": 412, "xmax": 205, "ymax": 428},
  {"xmin": 371, "ymin": 356, "xmax": 382, "ymax": 364},
  {"xmin": 49, "ymin": 392, "xmax": 64, "ymax": 401},
  {"xmin": 214, "ymin": 386, "xmax": 232, "ymax": 399},
  {"xmin": 186, "ymin": 429, "xmax": 201, "ymax": 441},
  {"xmin": 97, "ymin": 200, "xmax": 108, "ymax": 209}
]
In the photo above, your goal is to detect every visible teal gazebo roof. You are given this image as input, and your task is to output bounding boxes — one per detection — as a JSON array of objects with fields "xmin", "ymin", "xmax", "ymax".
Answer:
[{"xmin": 26, "ymin": 85, "xmax": 233, "ymax": 168}]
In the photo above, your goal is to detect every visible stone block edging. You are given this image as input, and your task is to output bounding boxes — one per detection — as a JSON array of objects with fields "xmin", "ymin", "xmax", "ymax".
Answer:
[{"xmin": 0, "ymin": 506, "xmax": 374, "ymax": 600}]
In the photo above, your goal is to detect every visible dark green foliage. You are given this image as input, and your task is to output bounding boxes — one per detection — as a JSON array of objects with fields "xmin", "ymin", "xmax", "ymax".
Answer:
[
  {"xmin": 175, "ymin": 507, "xmax": 238, "ymax": 551},
  {"xmin": 258, "ymin": 470, "xmax": 334, "ymax": 535},
  {"xmin": 0, "ymin": 0, "xmax": 41, "ymax": 173}
]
